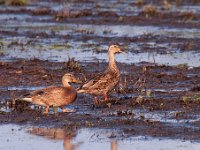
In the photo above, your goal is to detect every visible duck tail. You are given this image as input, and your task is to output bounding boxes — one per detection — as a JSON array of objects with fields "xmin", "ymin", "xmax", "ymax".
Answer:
[{"xmin": 21, "ymin": 97, "xmax": 33, "ymax": 102}]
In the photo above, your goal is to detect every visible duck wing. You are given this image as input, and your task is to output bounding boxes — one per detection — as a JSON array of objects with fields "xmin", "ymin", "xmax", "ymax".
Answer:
[
  {"xmin": 28, "ymin": 86, "xmax": 56, "ymax": 97},
  {"xmin": 81, "ymin": 71, "xmax": 106, "ymax": 88},
  {"xmin": 81, "ymin": 69, "xmax": 118, "ymax": 90},
  {"xmin": 23, "ymin": 86, "xmax": 72, "ymax": 106}
]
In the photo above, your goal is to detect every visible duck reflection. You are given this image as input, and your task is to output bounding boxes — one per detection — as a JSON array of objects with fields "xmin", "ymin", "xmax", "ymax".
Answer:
[
  {"xmin": 111, "ymin": 140, "xmax": 117, "ymax": 150},
  {"xmin": 28, "ymin": 127, "xmax": 119, "ymax": 150},
  {"xmin": 27, "ymin": 127, "xmax": 82, "ymax": 150}
]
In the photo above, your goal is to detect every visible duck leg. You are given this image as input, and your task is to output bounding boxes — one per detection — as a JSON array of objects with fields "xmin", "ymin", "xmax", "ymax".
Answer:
[
  {"xmin": 44, "ymin": 106, "xmax": 49, "ymax": 114},
  {"xmin": 93, "ymin": 96, "xmax": 99, "ymax": 104},
  {"xmin": 53, "ymin": 106, "xmax": 58, "ymax": 114},
  {"xmin": 104, "ymin": 94, "xmax": 109, "ymax": 101}
]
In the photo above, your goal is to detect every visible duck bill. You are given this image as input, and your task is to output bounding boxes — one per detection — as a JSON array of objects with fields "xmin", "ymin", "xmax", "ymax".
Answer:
[
  {"xmin": 119, "ymin": 49, "xmax": 126, "ymax": 54},
  {"xmin": 73, "ymin": 79, "xmax": 82, "ymax": 84}
]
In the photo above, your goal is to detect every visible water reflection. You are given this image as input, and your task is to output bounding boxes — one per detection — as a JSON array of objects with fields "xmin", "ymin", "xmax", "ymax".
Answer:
[
  {"xmin": 1, "ymin": 124, "xmax": 200, "ymax": 150},
  {"xmin": 111, "ymin": 141, "xmax": 117, "ymax": 150},
  {"xmin": 27, "ymin": 126, "xmax": 200, "ymax": 150},
  {"xmin": 28, "ymin": 127, "xmax": 119, "ymax": 150},
  {"xmin": 28, "ymin": 127, "xmax": 82, "ymax": 150}
]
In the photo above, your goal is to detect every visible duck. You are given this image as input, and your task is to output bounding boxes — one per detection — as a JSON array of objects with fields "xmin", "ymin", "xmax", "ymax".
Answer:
[
  {"xmin": 77, "ymin": 44, "xmax": 122, "ymax": 102},
  {"xmin": 21, "ymin": 73, "xmax": 81, "ymax": 114}
]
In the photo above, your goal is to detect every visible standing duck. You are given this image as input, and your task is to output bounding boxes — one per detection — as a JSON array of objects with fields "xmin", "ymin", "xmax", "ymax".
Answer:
[
  {"xmin": 78, "ymin": 44, "xmax": 122, "ymax": 102},
  {"xmin": 21, "ymin": 73, "xmax": 81, "ymax": 114}
]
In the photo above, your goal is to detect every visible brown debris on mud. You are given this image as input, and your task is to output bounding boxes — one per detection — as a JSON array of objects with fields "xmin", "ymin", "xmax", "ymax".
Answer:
[
  {"xmin": 0, "ymin": 0, "xmax": 200, "ymax": 28},
  {"xmin": 0, "ymin": 59, "xmax": 200, "ymax": 140},
  {"xmin": 0, "ymin": 0, "xmax": 200, "ymax": 142}
]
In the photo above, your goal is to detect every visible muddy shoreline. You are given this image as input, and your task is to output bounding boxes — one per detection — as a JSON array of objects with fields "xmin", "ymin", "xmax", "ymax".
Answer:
[
  {"xmin": 0, "ymin": 0, "xmax": 200, "ymax": 143},
  {"xmin": 0, "ymin": 59, "xmax": 200, "ymax": 141}
]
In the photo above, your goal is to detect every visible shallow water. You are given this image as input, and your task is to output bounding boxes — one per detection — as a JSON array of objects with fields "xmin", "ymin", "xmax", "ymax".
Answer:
[
  {"xmin": 133, "ymin": 109, "xmax": 200, "ymax": 127},
  {"xmin": 1, "ymin": 124, "xmax": 200, "ymax": 150},
  {"xmin": 1, "ymin": 10, "xmax": 200, "ymax": 67},
  {"xmin": 1, "ymin": 22, "xmax": 200, "ymax": 38},
  {"xmin": 0, "ymin": 86, "xmax": 47, "ymax": 91},
  {"xmin": 1, "ymin": 22, "xmax": 200, "ymax": 66},
  {"xmin": 0, "ymin": 1, "xmax": 200, "ymax": 149},
  {"xmin": 1, "ymin": 47, "xmax": 200, "ymax": 67},
  {"xmin": 0, "ymin": 0, "xmax": 200, "ymax": 68}
]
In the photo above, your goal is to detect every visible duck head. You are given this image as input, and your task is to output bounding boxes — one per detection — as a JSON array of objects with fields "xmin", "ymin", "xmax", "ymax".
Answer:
[
  {"xmin": 108, "ymin": 44, "xmax": 122, "ymax": 54},
  {"xmin": 62, "ymin": 73, "xmax": 82, "ymax": 84}
]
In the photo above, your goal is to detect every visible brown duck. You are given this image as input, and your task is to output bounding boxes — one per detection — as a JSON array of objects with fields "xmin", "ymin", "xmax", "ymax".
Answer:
[
  {"xmin": 21, "ymin": 73, "xmax": 81, "ymax": 114},
  {"xmin": 78, "ymin": 44, "xmax": 122, "ymax": 102}
]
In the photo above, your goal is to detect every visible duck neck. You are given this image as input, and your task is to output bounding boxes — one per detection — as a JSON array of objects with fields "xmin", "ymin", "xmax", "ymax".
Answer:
[
  {"xmin": 62, "ymin": 79, "xmax": 71, "ymax": 87},
  {"xmin": 108, "ymin": 51, "xmax": 117, "ymax": 69}
]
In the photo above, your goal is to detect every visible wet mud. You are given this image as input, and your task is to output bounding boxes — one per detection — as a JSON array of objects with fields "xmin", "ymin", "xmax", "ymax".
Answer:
[
  {"xmin": 0, "ymin": 60, "xmax": 200, "ymax": 141},
  {"xmin": 0, "ymin": 0, "xmax": 200, "ymax": 143}
]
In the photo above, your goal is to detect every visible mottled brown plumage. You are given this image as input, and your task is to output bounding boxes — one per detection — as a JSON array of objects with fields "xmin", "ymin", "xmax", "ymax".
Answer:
[
  {"xmin": 78, "ymin": 45, "xmax": 122, "ymax": 102},
  {"xmin": 22, "ymin": 74, "xmax": 81, "ymax": 114}
]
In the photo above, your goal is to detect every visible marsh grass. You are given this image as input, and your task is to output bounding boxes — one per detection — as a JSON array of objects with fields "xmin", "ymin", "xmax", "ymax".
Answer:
[
  {"xmin": 162, "ymin": 0, "xmax": 171, "ymax": 10},
  {"xmin": 65, "ymin": 57, "xmax": 81, "ymax": 71},
  {"xmin": 6, "ymin": 0, "xmax": 28, "ymax": 6},
  {"xmin": 182, "ymin": 95, "xmax": 200, "ymax": 105},
  {"xmin": 178, "ymin": 12, "xmax": 198, "ymax": 22},
  {"xmin": 135, "ymin": 0, "xmax": 145, "ymax": 7},
  {"xmin": 141, "ymin": 4, "xmax": 159, "ymax": 18},
  {"xmin": 176, "ymin": 63, "xmax": 188, "ymax": 69}
]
